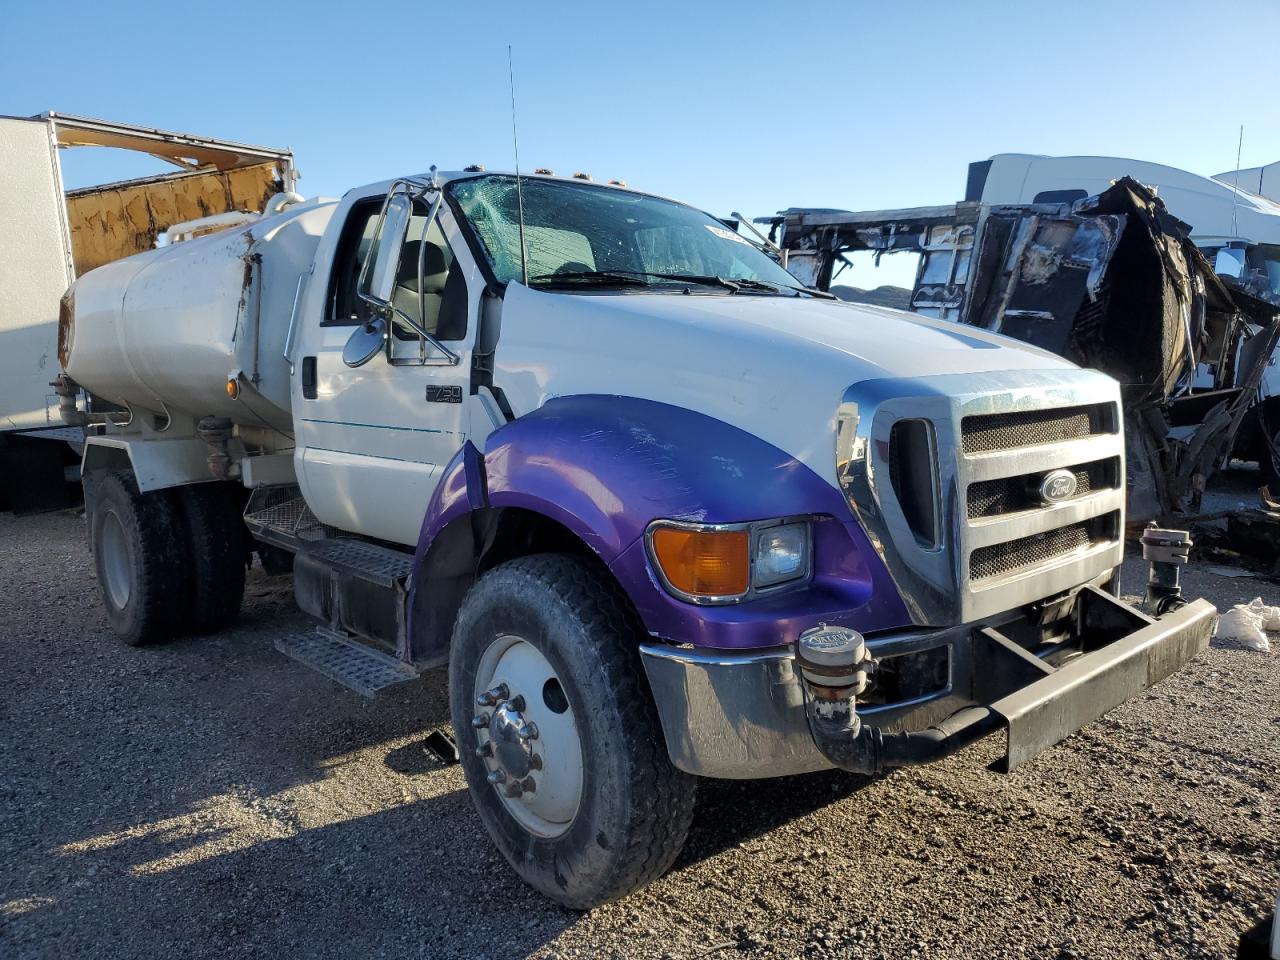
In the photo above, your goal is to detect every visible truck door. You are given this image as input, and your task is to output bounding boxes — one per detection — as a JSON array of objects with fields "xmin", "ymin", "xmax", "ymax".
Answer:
[{"xmin": 294, "ymin": 182, "xmax": 481, "ymax": 546}]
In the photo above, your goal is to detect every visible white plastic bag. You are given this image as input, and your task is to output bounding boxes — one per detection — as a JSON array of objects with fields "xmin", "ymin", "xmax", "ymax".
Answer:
[
  {"xmin": 1251, "ymin": 597, "xmax": 1280, "ymax": 633},
  {"xmin": 1214, "ymin": 598, "xmax": 1275, "ymax": 652}
]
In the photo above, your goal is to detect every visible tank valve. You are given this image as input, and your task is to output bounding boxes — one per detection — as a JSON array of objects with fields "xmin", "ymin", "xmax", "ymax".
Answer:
[
  {"xmin": 1140, "ymin": 524, "xmax": 1193, "ymax": 616},
  {"xmin": 797, "ymin": 624, "xmax": 998, "ymax": 775},
  {"xmin": 51, "ymin": 374, "xmax": 87, "ymax": 427},
  {"xmin": 796, "ymin": 624, "xmax": 873, "ymax": 732},
  {"xmin": 197, "ymin": 416, "xmax": 234, "ymax": 480}
]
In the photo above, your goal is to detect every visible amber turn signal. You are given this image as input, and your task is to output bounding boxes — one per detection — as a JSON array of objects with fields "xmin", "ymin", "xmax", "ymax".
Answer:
[
  {"xmin": 649, "ymin": 526, "xmax": 750, "ymax": 599},
  {"xmin": 226, "ymin": 378, "xmax": 239, "ymax": 399}
]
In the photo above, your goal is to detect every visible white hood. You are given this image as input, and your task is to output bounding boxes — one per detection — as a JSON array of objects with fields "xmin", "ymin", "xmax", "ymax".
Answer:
[{"xmin": 495, "ymin": 284, "xmax": 1089, "ymax": 487}]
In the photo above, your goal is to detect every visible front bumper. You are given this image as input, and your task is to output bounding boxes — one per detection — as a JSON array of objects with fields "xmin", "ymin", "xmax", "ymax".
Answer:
[{"xmin": 640, "ymin": 587, "xmax": 1217, "ymax": 779}]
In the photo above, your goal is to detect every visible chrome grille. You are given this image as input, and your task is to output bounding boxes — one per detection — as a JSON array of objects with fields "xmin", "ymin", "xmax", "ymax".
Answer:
[
  {"xmin": 967, "ymin": 457, "xmax": 1118, "ymax": 519},
  {"xmin": 961, "ymin": 403, "xmax": 1111, "ymax": 454},
  {"xmin": 837, "ymin": 369, "xmax": 1127, "ymax": 626},
  {"xmin": 970, "ymin": 517, "xmax": 1114, "ymax": 581}
]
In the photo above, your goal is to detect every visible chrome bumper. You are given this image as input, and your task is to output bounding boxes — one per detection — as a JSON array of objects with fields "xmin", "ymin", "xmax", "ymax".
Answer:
[{"xmin": 640, "ymin": 590, "xmax": 1217, "ymax": 779}]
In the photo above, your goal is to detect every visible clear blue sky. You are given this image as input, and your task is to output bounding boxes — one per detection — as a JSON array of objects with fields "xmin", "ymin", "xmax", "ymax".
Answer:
[{"xmin": 4, "ymin": 0, "xmax": 1279, "ymax": 289}]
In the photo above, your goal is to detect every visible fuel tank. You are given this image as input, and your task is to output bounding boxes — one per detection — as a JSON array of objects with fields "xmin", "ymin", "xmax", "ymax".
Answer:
[{"xmin": 60, "ymin": 200, "xmax": 337, "ymax": 430}]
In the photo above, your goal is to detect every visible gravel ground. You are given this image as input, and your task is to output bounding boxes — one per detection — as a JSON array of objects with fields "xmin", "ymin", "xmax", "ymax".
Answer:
[{"xmin": 1, "ymin": 507, "xmax": 1277, "ymax": 960}]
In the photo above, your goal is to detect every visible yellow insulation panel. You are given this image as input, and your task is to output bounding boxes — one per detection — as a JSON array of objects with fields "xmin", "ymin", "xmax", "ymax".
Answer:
[{"xmin": 64, "ymin": 162, "xmax": 284, "ymax": 274}]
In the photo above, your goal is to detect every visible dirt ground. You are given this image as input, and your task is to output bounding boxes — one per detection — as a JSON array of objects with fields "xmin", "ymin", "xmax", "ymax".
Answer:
[{"xmin": 1, "ymin": 502, "xmax": 1277, "ymax": 960}]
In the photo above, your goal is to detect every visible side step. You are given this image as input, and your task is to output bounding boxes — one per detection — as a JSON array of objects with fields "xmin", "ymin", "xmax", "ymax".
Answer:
[
  {"xmin": 275, "ymin": 628, "xmax": 419, "ymax": 698},
  {"xmin": 301, "ymin": 538, "xmax": 414, "ymax": 589}
]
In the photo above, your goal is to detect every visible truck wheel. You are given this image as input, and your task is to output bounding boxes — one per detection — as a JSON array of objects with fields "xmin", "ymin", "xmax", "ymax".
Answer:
[
  {"xmin": 89, "ymin": 471, "xmax": 186, "ymax": 646},
  {"xmin": 449, "ymin": 554, "xmax": 696, "ymax": 909},
  {"xmin": 177, "ymin": 483, "xmax": 248, "ymax": 634}
]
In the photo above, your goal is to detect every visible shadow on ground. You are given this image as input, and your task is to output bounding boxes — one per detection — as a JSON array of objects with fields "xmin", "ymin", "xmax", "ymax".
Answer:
[{"xmin": 1, "ymin": 519, "xmax": 872, "ymax": 959}]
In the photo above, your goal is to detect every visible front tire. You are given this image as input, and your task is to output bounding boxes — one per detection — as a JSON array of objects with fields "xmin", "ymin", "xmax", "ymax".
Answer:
[
  {"xmin": 449, "ymin": 554, "xmax": 695, "ymax": 909},
  {"xmin": 89, "ymin": 470, "xmax": 186, "ymax": 646}
]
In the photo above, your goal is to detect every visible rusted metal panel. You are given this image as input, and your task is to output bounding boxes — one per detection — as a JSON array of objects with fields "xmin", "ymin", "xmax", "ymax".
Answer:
[{"xmin": 63, "ymin": 161, "xmax": 283, "ymax": 274}]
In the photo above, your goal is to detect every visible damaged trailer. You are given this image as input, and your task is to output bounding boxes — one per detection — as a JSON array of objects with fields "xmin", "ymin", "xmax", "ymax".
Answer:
[
  {"xmin": 0, "ymin": 112, "xmax": 296, "ymax": 512},
  {"xmin": 764, "ymin": 179, "xmax": 1280, "ymax": 520}
]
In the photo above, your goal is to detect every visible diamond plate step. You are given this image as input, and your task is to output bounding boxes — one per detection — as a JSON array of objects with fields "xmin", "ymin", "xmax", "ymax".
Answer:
[
  {"xmin": 275, "ymin": 628, "xmax": 418, "ymax": 698},
  {"xmin": 301, "ymin": 539, "xmax": 415, "ymax": 588},
  {"xmin": 243, "ymin": 485, "xmax": 331, "ymax": 545}
]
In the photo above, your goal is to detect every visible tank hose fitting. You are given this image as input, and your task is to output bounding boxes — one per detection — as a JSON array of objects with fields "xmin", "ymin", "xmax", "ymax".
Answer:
[
  {"xmin": 197, "ymin": 416, "xmax": 234, "ymax": 480},
  {"xmin": 797, "ymin": 624, "xmax": 998, "ymax": 775},
  {"xmin": 796, "ymin": 624, "xmax": 876, "ymax": 770},
  {"xmin": 51, "ymin": 374, "xmax": 87, "ymax": 427},
  {"xmin": 1140, "ymin": 524, "xmax": 1192, "ymax": 617}
]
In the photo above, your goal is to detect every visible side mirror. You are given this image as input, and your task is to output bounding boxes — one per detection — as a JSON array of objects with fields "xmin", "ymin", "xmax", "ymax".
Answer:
[
  {"xmin": 1215, "ymin": 247, "xmax": 1246, "ymax": 280},
  {"xmin": 342, "ymin": 317, "xmax": 387, "ymax": 367},
  {"xmin": 358, "ymin": 192, "xmax": 414, "ymax": 307}
]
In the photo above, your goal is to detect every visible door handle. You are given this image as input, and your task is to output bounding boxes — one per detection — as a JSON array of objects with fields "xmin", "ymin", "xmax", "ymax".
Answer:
[{"xmin": 302, "ymin": 356, "xmax": 317, "ymax": 400}]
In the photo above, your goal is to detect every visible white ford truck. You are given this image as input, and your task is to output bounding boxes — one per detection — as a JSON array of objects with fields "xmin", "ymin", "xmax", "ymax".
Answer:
[{"xmin": 57, "ymin": 167, "xmax": 1217, "ymax": 907}]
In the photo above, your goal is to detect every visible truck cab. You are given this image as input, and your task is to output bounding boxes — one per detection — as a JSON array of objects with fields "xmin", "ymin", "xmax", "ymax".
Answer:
[{"xmin": 60, "ymin": 167, "xmax": 1217, "ymax": 909}]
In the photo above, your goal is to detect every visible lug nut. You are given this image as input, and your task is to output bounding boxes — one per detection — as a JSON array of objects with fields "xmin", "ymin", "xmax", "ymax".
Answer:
[
  {"xmin": 517, "ymin": 722, "xmax": 538, "ymax": 741},
  {"xmin": 486, "ymin": 769, "xmax": 507, "ymax": 785},
  {"xmin": 475, "ymin": 742, "xmax": 493, "ymax": 758},
  {"xmin": 471, "ymin": 713, "xmax": 490, "ymax": 729},
  {"xmin": 507, "ymin": 694, "xmax": 526, "ymax": 711},
  {"xmin": 528, "ymin": 753, "xmax": 543, "ymax": 771},
  {"xmin": 503, "ymin": 782, "xmax": 524, "ymax": 799},
  {"xmin": 520, "ymin": 776, "xmax": 536, "ymax": 794},
  {"xmin": 476, "ymin": 683, "xmax": 509, "ymax": 707}
]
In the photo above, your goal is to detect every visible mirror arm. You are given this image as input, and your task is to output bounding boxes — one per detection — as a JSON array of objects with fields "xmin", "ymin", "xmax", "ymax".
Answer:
[
  {"xmin": 357, "ymin": 175, "xmax": 442, "ymax": 311},
  {"xmin": 383, "ymin": 303, "xmax": 461, "ymax": 366},
  {"xmin": 417, "ymin": 191, "xmax": 444, "ymax": 336}
]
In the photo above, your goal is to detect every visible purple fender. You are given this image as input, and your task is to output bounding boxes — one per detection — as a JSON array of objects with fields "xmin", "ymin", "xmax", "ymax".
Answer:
[{"xmin": 412, "ymin": 396, "xmax": 911, "ymax": 650}]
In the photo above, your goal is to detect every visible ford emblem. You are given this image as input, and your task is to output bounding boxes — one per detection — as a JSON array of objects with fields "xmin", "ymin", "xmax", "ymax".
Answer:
[{"xmin": 1039, "ymin": 469, "xmax": 1078, "ymax": 504}]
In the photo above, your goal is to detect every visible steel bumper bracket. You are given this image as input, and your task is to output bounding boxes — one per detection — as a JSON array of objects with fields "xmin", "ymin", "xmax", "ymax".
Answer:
[{"xmin": 990, "ymin": 597, "xmax": 1217, "ymax": 772}]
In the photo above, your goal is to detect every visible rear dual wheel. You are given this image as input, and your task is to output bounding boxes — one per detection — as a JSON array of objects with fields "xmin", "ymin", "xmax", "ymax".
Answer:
[{"xmin": 90, "ymin": 471, "xmax": 247, "ymax": 645}]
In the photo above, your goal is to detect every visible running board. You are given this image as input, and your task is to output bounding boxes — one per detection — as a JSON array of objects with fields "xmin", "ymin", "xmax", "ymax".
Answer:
[
  {"xmin": 275, "ymin": 628, "xmax": 419, "ymax": 698},
  {"xmin": 300, "ymin": 538, "xmax": 414, "ymax": 589}
]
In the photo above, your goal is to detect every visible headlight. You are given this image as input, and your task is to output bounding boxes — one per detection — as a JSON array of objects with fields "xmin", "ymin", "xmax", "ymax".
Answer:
[
  {"xmin": 753, "ymin": 521, "xmax": 810, "ymax": 587},
  {"xmin": 646, "ymin": 518, "xmax": 812, "ymax": 604}
]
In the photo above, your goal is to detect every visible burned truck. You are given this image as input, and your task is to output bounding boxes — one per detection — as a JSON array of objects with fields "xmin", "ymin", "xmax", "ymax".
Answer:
[{"xmin": 764, "ymin": 179, "xmax": 1280, "ymax": 519}]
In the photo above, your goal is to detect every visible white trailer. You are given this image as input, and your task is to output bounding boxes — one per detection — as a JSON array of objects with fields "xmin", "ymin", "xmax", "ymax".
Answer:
[{"xmin": 0, "ymin": 113, "xmax": 296, "ymax": 511}]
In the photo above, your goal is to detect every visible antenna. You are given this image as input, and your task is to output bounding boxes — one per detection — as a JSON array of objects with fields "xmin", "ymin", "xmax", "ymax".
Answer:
[
  {"xmin": 1228, "ymin": 124, "xmax": 1239, "ymax": 239},
  {"xmin": 508, "ymin": 45, "xmax": 528, "ymax": 285}
]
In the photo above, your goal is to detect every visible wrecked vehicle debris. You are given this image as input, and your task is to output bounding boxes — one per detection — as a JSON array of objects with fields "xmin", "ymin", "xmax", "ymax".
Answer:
[{"xmin": 766, "ymin": 179, "xmax": 1280, "ymax": 519}]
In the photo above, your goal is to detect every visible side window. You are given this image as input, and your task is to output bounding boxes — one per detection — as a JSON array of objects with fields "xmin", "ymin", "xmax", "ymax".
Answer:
[
  {"xmin": 389, "ymin": 209, "xmax": 468, "ymax": 341},
  {"xmin": 327, "ymin": 200, "xmax": 382, "ymax": 325}
]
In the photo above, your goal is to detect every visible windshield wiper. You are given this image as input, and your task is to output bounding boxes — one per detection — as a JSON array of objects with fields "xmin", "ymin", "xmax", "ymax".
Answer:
[
  {"xmin": 528, "ymin": 268, "xmax": 834, "ymax": 298},
  {"xmin": 528, "ymin": 270, "xmax": 653, "ymax": 288},
  {"xmin": 607, "ymin": 270, "xmax": 836, "ymax": 298},
  {"xmin": 532, "ymin": 269, "xmax": 741, "ymax": 292},
  {"xmin": 730, "ymin": 276, "xmax": 838, "ymax": 299},
  {"xmin": 629, "ymin": 271, "xmax": 742, "ymax": 292}
]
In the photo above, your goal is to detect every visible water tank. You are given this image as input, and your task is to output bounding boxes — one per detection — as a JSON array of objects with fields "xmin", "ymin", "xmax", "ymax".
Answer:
[{"xmin": 61, "ymin": 200, "xmax": 337, "ymax": 431}]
